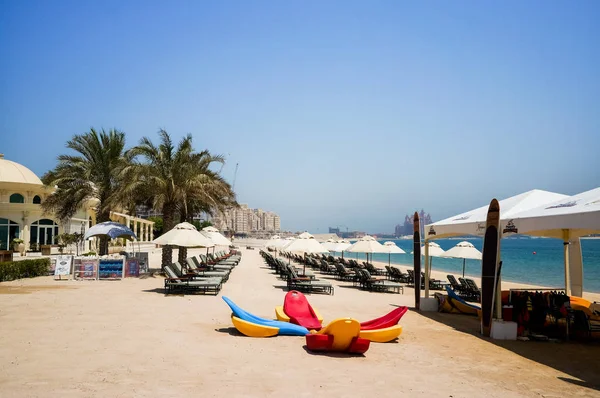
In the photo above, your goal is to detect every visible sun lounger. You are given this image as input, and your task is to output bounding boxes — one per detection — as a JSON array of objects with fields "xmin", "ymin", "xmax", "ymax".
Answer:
[
  {"xmin": 287, "ymin": 266, "xmax": 334, "ymax": 295},
  {"xmin": 355, "ymin": 269, "xmax": 403, "ymax": 294},
  {"xmin": 172, "ymin": 261, "xmax": 229, "ymax": 282},
  {"xmin": 163, "ymin": 264, "xmax": 222, "ymax": 295}
]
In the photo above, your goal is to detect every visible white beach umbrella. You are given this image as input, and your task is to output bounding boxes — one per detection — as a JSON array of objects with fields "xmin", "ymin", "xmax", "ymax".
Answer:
[
  {"xmin": 153, "ymin": 222, "xmax": 215, "ymax": 247},
  {"xmin": 333, "ymin": 239, "xmax": 352, "ymax": 253},
  {"xmin": 201, "ymin": 227, "xmax": 232, "ymax": 246},
  {"xmin": 440, "ymin": 241, "xmax": 482, "ymax": 277},
  {"xmin": 421, "ymin": 241, "xmax": 445, "ymax": 257},
  {"xmin": 381, "ymin": 241, "xmax": 406, "ymax": 267},
  {"xmin": 346, "ymin": 235, "xmax": 388, "ymax": 263},
  {"xmin": 283, "ymin": 236, "xmax": 329, "ymax": 274},
  {"xmin": 298, "ymin": 231, "xmax": 314, "ymax": 239},
  {"xmin": 321, "ymin": 238, "xmax": 337, "ymax": 251}
]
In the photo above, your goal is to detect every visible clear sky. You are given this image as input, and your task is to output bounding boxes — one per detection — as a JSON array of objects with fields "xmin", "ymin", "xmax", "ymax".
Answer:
[{"xmin": 1, "ymin": 1, "xmax": 599, "ymax": 233}]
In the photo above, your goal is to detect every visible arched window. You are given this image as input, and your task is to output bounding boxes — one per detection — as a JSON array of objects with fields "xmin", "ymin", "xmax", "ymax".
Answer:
[
  {"xmin": 9, "ymin": 193, "xmax": 24, "ymax": 203},
  {"xmin": 0, "ymin": 218, "xmax": 20, "ymax": 250},
  {"xmin": 33, "ymin": 195, "xmax": 42, "ymax": 204},
  {"xmin": 30, "ymin": 219, "xmax": 59, "ymax": 247}
]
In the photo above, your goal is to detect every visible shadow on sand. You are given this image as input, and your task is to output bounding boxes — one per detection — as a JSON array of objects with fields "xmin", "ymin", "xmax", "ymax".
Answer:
[
  {"xmin": 415, "ymin": 309, "xmax": 600, "ymax": 392},
  {"xmin": 301, "ymin": 345, "xmax": 366, "ymax": 358},
  {"xmin": 215, "ymin": 327, "xmax": 245, "ymax": 337}
]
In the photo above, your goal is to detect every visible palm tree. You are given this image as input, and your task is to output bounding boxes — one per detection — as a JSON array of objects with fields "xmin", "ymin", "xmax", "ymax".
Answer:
[
  {"xmin": 42, "ymin": 128, "xmax": 128, "ymax": 255},
  {"xmin": 125, "ymin": 130, "xmax": 237, "ymax": 268}
]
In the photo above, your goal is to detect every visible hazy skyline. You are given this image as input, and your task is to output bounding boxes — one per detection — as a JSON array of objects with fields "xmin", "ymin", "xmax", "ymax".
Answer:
[{"xmin": 2, "ymin": 1, "xmax": 599, "ymax": 233}]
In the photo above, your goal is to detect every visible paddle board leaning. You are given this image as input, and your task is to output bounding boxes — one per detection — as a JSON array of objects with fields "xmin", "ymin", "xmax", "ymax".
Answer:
[
  {"xmin": 413, "ymin": 212, "xmax": 421, "ymax": 311},
  {"xmin": 481, "ymin": 199, "xmax": 500, "ymax": 337}
]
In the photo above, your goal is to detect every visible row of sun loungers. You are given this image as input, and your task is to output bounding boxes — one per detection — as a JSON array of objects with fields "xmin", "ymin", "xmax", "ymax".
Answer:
[
  {"xmin": 260, "ymin": 251, "xmax": 483, "ymax": 300},
  {"xmin": 163, "ymin": 251, "xmax": 241, "ymax": 295}
]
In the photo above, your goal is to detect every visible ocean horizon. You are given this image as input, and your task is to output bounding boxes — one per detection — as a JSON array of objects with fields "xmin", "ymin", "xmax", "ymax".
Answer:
[{"xmin": 333, "ymin": 237, "xmax": 600, "ymax": 293}]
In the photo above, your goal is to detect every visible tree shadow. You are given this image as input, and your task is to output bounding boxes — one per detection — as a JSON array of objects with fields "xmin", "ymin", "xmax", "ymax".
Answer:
[{"xmin": 416, "ymin": 310, "xmax": 600, "ymax": 392}]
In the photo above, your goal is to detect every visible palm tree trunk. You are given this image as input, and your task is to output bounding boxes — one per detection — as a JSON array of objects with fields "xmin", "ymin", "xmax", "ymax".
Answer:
[
  {"xmin": 161, "ymin": 202, "xmax": 176, "ymax": 270},
  {"xmin": 178, "ymin": 246, "xmax": 187, "ymax": 265},
  {"xmin": 97, "ymin": 210, "xmax": 111, "ymax": 256},
  {"xmin": 162, "ymin": 245, "xmax": 172, "ymax": 271}
]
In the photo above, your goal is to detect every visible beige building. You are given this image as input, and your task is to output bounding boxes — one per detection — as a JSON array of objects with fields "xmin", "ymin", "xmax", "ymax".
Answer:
[
  {"xmin": 0, "ymin": 155, "xmax": 153, "ymax": 253},
  {"xmin": 212, "ymin": 205, "xmax": 281, "ymax": 234}
]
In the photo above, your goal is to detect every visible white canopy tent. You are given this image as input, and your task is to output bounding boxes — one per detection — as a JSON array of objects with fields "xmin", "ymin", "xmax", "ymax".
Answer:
[
  {"xmin": 509, "ymin": 187, "xmax": 600, "ymax": 296},
  {"xmin": 422, "ymin": 189, "xmax": 568, "ymax": 298}
]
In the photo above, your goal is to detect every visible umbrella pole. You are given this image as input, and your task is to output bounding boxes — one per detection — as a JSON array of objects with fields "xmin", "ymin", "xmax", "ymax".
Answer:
[
  {"xmin": 389, "ymin": 253, "xmax": 391, "ymax": 267},
  {"xmin": 462, "ymin": 258, "xmax": 466, "ymax": 278},
  {"xmin": 303, "ymin": 253, "xmax": 306, "ymax": 276}
]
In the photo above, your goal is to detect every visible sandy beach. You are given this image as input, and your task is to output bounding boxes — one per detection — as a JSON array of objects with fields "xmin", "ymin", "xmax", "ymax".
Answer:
[{"xmin": 1, "ymin": 247, "xmax": 599, "ymax": 397}]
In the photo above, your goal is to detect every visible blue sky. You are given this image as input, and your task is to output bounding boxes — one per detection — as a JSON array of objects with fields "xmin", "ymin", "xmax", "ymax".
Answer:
[{"xmin": 1, "ymin": 1, "xmax": 599, "ymax": 233}]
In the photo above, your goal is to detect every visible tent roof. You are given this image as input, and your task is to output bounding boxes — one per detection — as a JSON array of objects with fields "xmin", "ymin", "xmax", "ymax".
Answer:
[
  {"xmin": 425, "ymin": 189, "xmax": 568, "ymax": 239},
  {"xmin": 510, "ymin": 187, "xmax": 600, "ymax": 239}
]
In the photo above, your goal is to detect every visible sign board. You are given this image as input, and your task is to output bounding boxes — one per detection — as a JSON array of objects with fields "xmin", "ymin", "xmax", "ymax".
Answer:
[
  {"xmin": 76, "ymin": 259, "xmax": 98, "ymax": 280},
  {"xmin": 124, "ymin": 258, "xmax": 139, "ymax": 277},
  {"xmin": 98, "ymin": 258, "xmax": 124, "ymax": 280},
  {"xmin": 54, "ymin": 255, "xmax": 73, "ymax": 279},
  {"xmin": 136, "ymin": 252, "xmax": 149, "ymax": 273}
]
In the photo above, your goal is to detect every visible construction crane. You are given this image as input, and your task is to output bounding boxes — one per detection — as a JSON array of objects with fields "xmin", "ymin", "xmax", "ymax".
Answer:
[{"xmin": 232, "ymin": 163, "xmax": 239, "ymax": 191}]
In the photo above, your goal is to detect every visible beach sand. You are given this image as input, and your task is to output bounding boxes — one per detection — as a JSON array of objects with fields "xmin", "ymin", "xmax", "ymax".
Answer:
[{"xmin": 1, "ymin": 247, "xmax": 599, "ymax": 397}]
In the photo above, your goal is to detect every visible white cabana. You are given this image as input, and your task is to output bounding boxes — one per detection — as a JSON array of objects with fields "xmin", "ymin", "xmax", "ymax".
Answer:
[
  {"xmin": 422, "ymin": 189, "xmax": 568, "ymax": 297},
  {"xmin": 440, "ymin": 241, "xmax": 482, "ymax": 277},
  {"xmin": 509, "ymin": 187, "xmax": 600, "ymax": 296}
]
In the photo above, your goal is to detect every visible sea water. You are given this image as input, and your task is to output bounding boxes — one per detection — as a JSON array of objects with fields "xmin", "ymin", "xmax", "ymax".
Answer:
[{"xmin": 335, "ymin": 238, "xmax": 600, "ymax": 293}]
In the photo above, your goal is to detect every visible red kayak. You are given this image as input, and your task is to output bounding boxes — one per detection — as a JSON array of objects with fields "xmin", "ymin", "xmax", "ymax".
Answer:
[{"xmin": 360, "ymin": 306, "xmax": 408, "ymax": 330}]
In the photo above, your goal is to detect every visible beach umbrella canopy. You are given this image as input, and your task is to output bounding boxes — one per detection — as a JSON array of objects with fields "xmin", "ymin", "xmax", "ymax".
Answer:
[
  {"xmin": 201, "ymin": 227, "xmax": 232, "ymax": 246},
  {"xmin": 282, "ymin": 236, "xmax": 329, "ymax": 274},
  {"xmin": 298, "ymin": 231, "xmax": 314, "ymax": 239},
  {"xmin": 332, "ymin": 239, "xmax": 352, "ymax": 252},
  {"xmin": 84, "ymin": 221, "xmax": 137, "ymax": 240},
  {"xmin": 153, "ymin": 222, "xmax": 215, "ymax": 247},
  {"xmin": 420, "ymin": 242, "xmax": 445, "ymax": 257},
  {"xmin": 381, "ymin": 241, "xmax": 406, "ymax": 267},
  {"xmin": 284, "ymin": 237, "xmax": 328, "ymax": 254},
  {"xmin": 440, "ymin": 241, "xmax": 482, "ymax": 277},
  {"xmin": 346, "ymin": 235, "xmax": 387, "ymax": 253},
  {"xmin": 321, "ymin": 238, "xmax": 337, "ymax": 251},
  {"xmin": 346, "ymin": 235, "xmax": 387, "ymax": 263},
  {"xmin": 382, "ymin": 241, "xmax": 406, "ymax": 254}
]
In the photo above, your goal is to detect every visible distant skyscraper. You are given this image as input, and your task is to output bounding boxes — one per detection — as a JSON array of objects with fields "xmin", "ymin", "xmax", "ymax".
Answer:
[
  {"xmin": 212, "ymin": 205, "xmax": 281, "ymax": 234},
  {"xmin": 396, "ymin": 210, "xmax": 433, "ymax": 236}
]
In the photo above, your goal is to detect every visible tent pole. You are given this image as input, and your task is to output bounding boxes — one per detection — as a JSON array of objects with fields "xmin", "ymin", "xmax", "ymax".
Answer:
[
  {"xmin": 563, "ymin": 229, "xmax": 571, "ymax": 296},
  {"xmin": 424, "ymin": 241, "xmax": 430, "ymax": 298}
]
